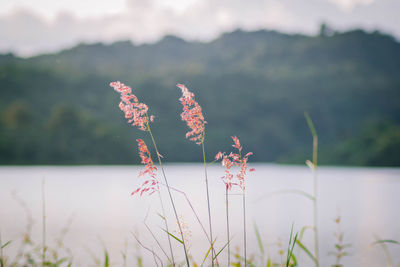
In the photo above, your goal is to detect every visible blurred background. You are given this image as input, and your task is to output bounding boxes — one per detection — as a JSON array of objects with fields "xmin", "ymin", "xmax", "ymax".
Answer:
[
  {"xmin": 1, "ymin": 0, "xmax": 400, "ymax": 166},
  {"xmin": 1, "ymin": 1, "xmax": 400, "ymax": 266}
]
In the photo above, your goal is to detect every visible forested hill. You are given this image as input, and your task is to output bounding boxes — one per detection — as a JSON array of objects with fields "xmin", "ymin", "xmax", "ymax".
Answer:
[{"xmin": 1, "ymin": 29, "xmax": 399, "ymax": 166}]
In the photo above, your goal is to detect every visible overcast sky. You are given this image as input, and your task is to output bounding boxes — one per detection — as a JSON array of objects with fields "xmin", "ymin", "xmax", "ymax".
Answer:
[{"xmin": 1, "ymin": 0, "xmax": 399, "ymax": 56}]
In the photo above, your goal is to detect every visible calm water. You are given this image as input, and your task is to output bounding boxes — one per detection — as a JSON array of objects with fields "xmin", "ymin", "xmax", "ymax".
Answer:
[{"xmin": 0, "ymin": 165, "xmax": 399, "ymax": 266}]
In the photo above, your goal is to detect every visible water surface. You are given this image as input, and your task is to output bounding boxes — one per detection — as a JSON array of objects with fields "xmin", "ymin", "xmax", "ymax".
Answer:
[{"xmin": 0, "ymin": 165, "xmax": 399, "ymax": 266}]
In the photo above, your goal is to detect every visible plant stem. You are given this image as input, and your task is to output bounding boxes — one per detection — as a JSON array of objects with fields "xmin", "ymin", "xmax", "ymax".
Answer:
[
  {"xmin": 41, "ymin": 178, "xmax": 46, "ymax": 267},
  {"xmin": 305, "ymin": 112, "xmax": 319, "ymax": 267},
  {"xmin": 226, "ymin": 188, "xmax": 231, "ymax": 267},
  {"xmin": 0, "ymin": 231, "xmax": 3, "ymax": 267},
  {"xmin": 243, "ymin": 191, "xmax": 247, "ymax": 267},
  {"xmin": 132, "ymin": 232, "xmax": 164, "ymax": 267},
  {"xmin": 147, "ymin": 124, "xmax": 190, "ymax": 267},
  {"xmin": 157, "ymin": 191, "xmax": 175, "ymax": 266},
  {"xmin": 162, "ymin": 184, "xmax": 219, "ymax": 266},
  {"xmin": 313, "ymin": 135, "xmax": 319, "ymax": 267},
  {"xmin": 201, "ymin": 133, "xmax": 214, "ymax": 267}
]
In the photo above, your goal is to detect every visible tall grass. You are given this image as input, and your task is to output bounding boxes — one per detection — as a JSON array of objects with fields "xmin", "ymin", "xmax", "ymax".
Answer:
[
  {"xmin": 305, "ymin": 112, "xmax": 319, "ymax": 266},
  {"xmin": 1, "ymin": 81, "xmax": 398, "ymax": 266},
  {"xmin": 110, "ymin": 81, "xmax": 189, "ymax": 266},
  {"xmin": 41, "ymin": 178, "xmax": 46, "ymax": 267}
]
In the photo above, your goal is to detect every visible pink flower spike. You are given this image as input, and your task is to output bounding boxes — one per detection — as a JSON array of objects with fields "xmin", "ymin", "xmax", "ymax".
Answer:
[
  {"xmin": 131, "ymin": 188, "xmax": 140, "ymax": 195},
  {"xmin": 215, "ymin": 136, "xmax": 254, "ymax": 192},
  {"xmin": 177, "ymin": 84, "xmax": 206, "ymax": 145},
  {"xmin": 110, "ymin": 81, "xmax": 153, "ymax": 131},
  {"xmin": 215, "ymin": 151, "xmax": 224, "ymax": 160},
  {"xmin": 132, "ymin": 139, "xmax": 159, "ymax": 197},
  {"xmin": 231, "ymin": 136, "xmax": 242, "ymax": 151}
]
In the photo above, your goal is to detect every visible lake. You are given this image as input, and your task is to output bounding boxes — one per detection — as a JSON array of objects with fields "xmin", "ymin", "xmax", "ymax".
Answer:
[{"xmin": 0, "ymin": 165, "xmax": 399, "ymax": 266}]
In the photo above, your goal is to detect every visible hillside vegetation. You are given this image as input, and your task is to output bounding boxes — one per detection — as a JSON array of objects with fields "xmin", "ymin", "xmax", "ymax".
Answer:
[{"xmin": 1, "ymin": 28, "xmax": 399, "ymax": 165}]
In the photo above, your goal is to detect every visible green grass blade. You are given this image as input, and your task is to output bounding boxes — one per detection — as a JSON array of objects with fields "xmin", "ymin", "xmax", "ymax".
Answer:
[
  {"xmin": 157, "ymin": 213, "xmax": 166, "ymax": 221},
  {"xmin": 287, "ymin": 232, "xmax": 298, "ymax": 267},
  {"xmin": 296, "ymin": 239, "xmax": 317, "ymax": 264},
  {"xmin": 290, "ymin": 253, "xmax": 298, "ymax": 266},
  {"xmin": 1, "ymin": 240, "xmax": 11, "ymax": 249},
  {"xmin": 104, "ymin": 250, "xmax": 109, "ymax": 267},
  {"xmin": 201, "ymin": 239, "xmax": 216, "ymax": 266},
  {"xmin": 286, "ymin": 224, "xmax": 297, "ymax": 267},
  {"xmin": 161, "ymin": 229, "xmax": 183, "ymax": 244},
  {"xmin": 213, "ymin": 240, "xmax": 230, "ymax": 260},
  {"xmin": 298, "ymin": 225, "xmax": 313, "ymax": 241},
  {"xmin": 267, "ymin": 257, "xmax": 271, "ymax": 267},
  {"xmin": 286, "ymin": 225, "xmax": 294, "ymax": 267},
  {"xmin": 254, "ymin": 222, "xmax": 265, "ymax": 255},
  {"xmin": 304, "ymin": 112, "xmax": 317, "ymax": 137},
  {"xmin": 137, "ymin": 256, "xmax": 143, "ymax": 267},
  {"xmin": 372, "ymin": 239, "xmax": 400, "ymax": 246}
]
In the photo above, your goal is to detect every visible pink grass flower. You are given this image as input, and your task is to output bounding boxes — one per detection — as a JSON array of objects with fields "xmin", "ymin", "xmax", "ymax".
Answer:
[
  {"xmin": 215, "ymin": 136, "xmax": 255, "ymax": 191},
  {"xmin": 132, "ymin": 139, "xmax": 159, "ymax": 196},
  {"xmin": 232, "ymin": 136, "xmax": 242, "ymax": 151},
  {"xmin": 177, "ymin": 84, "xmax": 206, "ymax": 145},
  {"xmin": 110, "ymin": 81, "xmax": 153, "ymax": 131}
]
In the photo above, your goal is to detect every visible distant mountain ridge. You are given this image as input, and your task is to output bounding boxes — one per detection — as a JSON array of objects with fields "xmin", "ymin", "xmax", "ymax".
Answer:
[{"xmin": 1, "ymin": 29, "xmax": 399, "ymax": 165}]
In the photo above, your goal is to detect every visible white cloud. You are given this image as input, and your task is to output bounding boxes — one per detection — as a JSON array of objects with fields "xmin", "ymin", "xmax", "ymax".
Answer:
[
  {"xmin": 328, "ymin": 0, "xmax": 375, "ymax": 12},
  {"xmin": 0, "ymin": 0, "xmax": 398, "ymax": 56},
  {"xmin": 0, "ymin": 0, "xmax": 126, "ymax": 20}
]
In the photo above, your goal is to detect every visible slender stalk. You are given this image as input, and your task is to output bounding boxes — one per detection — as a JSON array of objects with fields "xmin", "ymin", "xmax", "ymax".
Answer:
[
  {"xmin": 0, "ymin": 231, "xmax": 4, "ymax": 267},
  {"xmin": 147, "ymin": 124, "xmax": 190, "ymax": 267},
  {"xmin": 160, "ymin": 183, "xmax": 219, "ymax": 266},
  {"xmin": 144, "ymin": 220, "xmax": 170, "ymax": 262},
  {"xmin": 305, "ymin": 112, "xmax": 319, "ymax": 267},
  {"xmin": 201, "ymin": 132, "xmax": 214, "ymax": 267},
  {"xmin": 132, "ymin": 232, "xmax": 164, "ymax": 267},
  {"xmin": 41, "ymin": 178, "xmax": 46, "ymax": 267},
  {"xmin": 122, "ymin": 240, "xmax": 127, "ymax": 267},
  {"xmin": 243, "ymin": 192, "xmax": 247, "ymax": 267},
  {"xmin": 312, "ymin": 136, "xmax": 319, "ymax": 266},
  {"xmin": 225, "ymin": 188, "xmax": 231, "ymax": 266},
  {"xmin": 156, "ymin": 191, "xmax": 175, "ymax": 266}
]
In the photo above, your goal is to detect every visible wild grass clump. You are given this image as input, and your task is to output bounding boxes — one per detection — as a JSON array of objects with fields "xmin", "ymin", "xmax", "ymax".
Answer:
[{"xmin": 1, "ymin": 81, "xmax": 398, "ymax": 266}]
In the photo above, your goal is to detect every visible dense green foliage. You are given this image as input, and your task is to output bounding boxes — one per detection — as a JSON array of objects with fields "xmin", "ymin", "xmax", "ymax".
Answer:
[{"xmin": 0, "ymin": 28, "xmax": 399, "ymax": 165}]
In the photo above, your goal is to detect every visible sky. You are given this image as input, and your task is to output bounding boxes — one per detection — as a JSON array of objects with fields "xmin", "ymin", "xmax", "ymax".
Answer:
[{"xmin": 0, "ymin": 0, "xmax": 399, "ymax": 56}]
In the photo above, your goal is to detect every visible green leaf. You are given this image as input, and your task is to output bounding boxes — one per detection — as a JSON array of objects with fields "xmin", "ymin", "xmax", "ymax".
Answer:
[
  {"xmin": 104, "ymin": 250, "xmax": 109, "ymax": 267},
  {"xmin": 157, "ymin": 213, "xmax": 166, "ymax": 221},
  {"xmin": 290, "ymin": 253, "xmax": 298, "ymax": 266},
  {"xmin": 286, "ymin": 225, "xmax": 294, "ymax": 267},
  {"xmin": 1, "ymin": 240, "xmax": 11, "ymax": 249},
  {"xmin": 372, "ymin": 240, "xmax": 400, "ymax": 246},
  {"xmin": 213, "ymin": 239, "xmax": 230, "ymax": 260},
  {"xmin": 254, "ymin": 222, "xmax": 265, "ymax": 255},
  {"xmin": 161, "ymin": 229, "xmax": 183, "ymax": 244},
  {"xmin": 201, "ymin": 239, "xmax": 216, "ymax": 266},
  {"xmin": 296, "ymin": 239, "xmax": 317, "ymax": 264},
  {"xmin": 298, "ymin": 225, "xmax": 314, "ymax": 241},
  {"xmin": 137, "ymin": 256, "xmax": 143, "ymax": 267},
  {"xmin": 286, "ymin": 224, "xmax": 298, "ymax": 267},
  {"xmin": 304, "ymin": 112, "xmax": 317, "ymax": 138}
]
